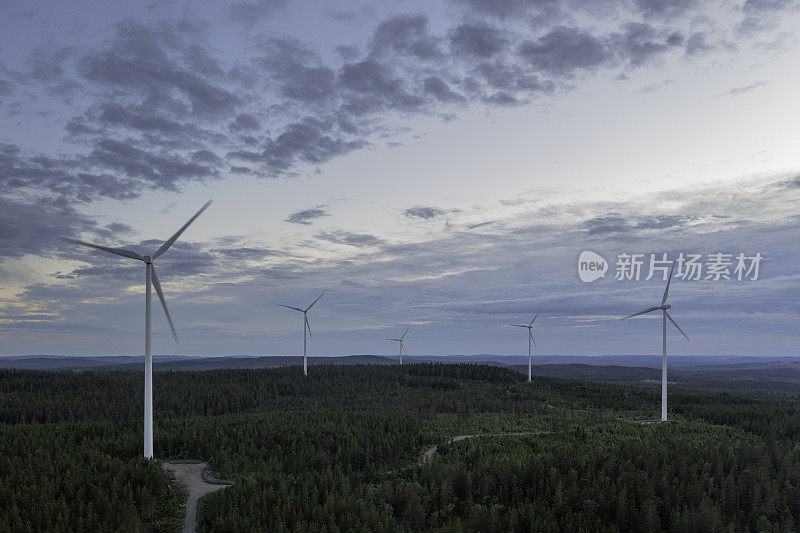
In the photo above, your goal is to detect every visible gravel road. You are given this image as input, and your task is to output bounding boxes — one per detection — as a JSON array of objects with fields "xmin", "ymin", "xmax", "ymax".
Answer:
[{"xmin": 163, "ymin": 462, "xmax": 231, "ymax": 533}]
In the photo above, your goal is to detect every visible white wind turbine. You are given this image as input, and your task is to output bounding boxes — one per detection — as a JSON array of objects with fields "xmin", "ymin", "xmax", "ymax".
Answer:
[
  {"xmin": 509, "ymin": 307, "xmax": 541, "ymax": 382},
  {"xmin": 61, "ymin": 200, "xmax": 212, "ymax": 459},
  {"xmin": 387, "ymin": 327, "xmax": 409, "ymax": 365},
  {"xmin": 621, "ymin": 263, "xmax": 689, "ymax": 422},
  {"xmin": 280, "ymin": 293, "xmax": 323, "ymax": 376}
]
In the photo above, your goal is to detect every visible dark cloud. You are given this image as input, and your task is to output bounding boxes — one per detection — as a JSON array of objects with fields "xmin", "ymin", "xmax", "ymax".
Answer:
[
  {"xmin": 450, "ymin": 23, "xmax": 507, "ymax": 58},
  {"xmin": 339, "ymin": 59, "xmax": 425, "ymax": 115},
  {"xmin": 0, "ymin": 143, "xmax": 140, "ymax": 202},
  {"xmin": 89, "ymin": 139, "xmax": 216, "ymax": 189},
  {"xmin": 613, "ymin": 23, "xmax": 683, "ymax": 67},
  {"xmin": 633, "ymin": 0, "xmax": 698, "ymax": 18},
  {"xmin": 257, "ymin": 39, "xmax": 336, "ymax": 104},
  {"xmin": 473, "ymin": 62, "xmax": 554, "ymax": 93},
  {"xmin": 285, "ymin": 205, "xmax": 329, "ymax": 225},
  {"xmin": 448, "ymin": 0, "xmax": 562, "ymax": 20},
  {"xmin": 423, "ymin": 77, "xmax": 466, "ymax": 103},
  {"xmin": 518, "ymin": 27, "xmax": 609, "ymax": 75},
  {"xmin": 1, "ymin": 0, "xmax": 793, "ymax": 214},
  {"xmin": 404, "ymin": 206, "xmax": 447, "ymax": 219},
  {"xmin": 262, "ymin": 117, "xmax": 367, "ymax": 173},
  {"xmin": 484, "ymin": 90, "xmax": 523, "ymax": 106},
  {"xmin": 583, "ymin": 213, "xmax": 696, "ymax": 236},
  {"xmin": 315, "ymin": 231, "xmax": 384, "ymax": 247},
  {"xmin": 0, "ymin": 79, "xmax": 13, "ymax": 95},
  {"xmin": 685, "ymin": 32, "xmax": 714, "ymax": 56},
  {"xmin": 0, "ymin": 196, "xmax": 95, "ymax": 260},
  {"xmin": 77, "ymin": 20, "xmax": 239, "ymax": 117},
  {"xmin": 229, "ymin": 113, "xmax": 261, "ymax": 132},
  {"xmin": 215, "ymin": 246, "xmax": 284, "ymax": 260},
  {"xmin": 369, "ymin": 15, "xmax": 441, "ymax": 60},
  {"xmin": 727, "ymin": 81, "xmax": 767, "ymax": 95},
  {"xmin": 95, "ymin": 103, "xmax": 187, "ymax": 136},
  {"xmin": 227, "ymin": 0, "xmax": 289, "ymax": 26}
]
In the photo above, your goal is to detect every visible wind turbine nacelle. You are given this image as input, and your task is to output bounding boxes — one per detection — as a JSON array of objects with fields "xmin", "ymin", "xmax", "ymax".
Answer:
[{"xmin": 662, "ymin": 304, "xmax": 671, "ymax": 309}]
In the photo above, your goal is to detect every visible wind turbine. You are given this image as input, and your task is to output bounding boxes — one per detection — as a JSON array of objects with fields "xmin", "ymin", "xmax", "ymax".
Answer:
[
  {"xmin": 61, "ymin": 200, "xmax": 212, "ymax": 459},
  {"xmin": 280, "ymin": 293, "xmax": 323, "ymax": 376},
  {"xmin": 387, "ymin": 327, "xmax": 409, "ymax": 365},
  {"xmin": 509, "ymin": 307, "xmax": 541, "ymax": 382},
  {"xmin": 621, "ymin": 263, "xmax": 689, "ymax": 422}
]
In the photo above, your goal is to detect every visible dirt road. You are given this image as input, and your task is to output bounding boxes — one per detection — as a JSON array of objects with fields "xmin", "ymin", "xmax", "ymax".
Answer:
[
  {"xmin": 163, "ymin": 462, "xmax": 231, "ymax": 533},
  {"xmin": 419, "ymin": 432, "xmax": 547, "ymax": 466}
]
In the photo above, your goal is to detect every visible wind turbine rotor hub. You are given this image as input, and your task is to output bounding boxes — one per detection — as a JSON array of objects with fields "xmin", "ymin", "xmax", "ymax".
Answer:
[
  {"xmin": 662, "ymin": 304, "xmax": 671, "ymax": 309},
  {"xmin": 143, "ymin": 255, "xmax": 153, "ymax": 264}
]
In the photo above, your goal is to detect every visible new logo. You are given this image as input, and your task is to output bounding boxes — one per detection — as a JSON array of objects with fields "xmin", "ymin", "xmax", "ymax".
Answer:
[{"xmin": 578, "ymin": 251, "xmax": 608, "ymax": 282}]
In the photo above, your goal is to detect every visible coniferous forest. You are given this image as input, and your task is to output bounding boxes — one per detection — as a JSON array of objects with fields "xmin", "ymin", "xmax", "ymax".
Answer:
[{"xmin": 1, "ymin": 364, "xmax": 799, "ymax": 531}]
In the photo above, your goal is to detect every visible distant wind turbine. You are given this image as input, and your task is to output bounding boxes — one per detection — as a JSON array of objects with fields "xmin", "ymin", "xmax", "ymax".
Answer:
[
  {"xmin": 509, "ymin": 307, "xmax": 541, "ymax": 382},
  {"xmin": 621, "ymin": 263, "xmax": 689, "ymax": 422},
  {"xmin": 280, "ymin": 293, "xmax": 323, "ymax": 376},
  {"xmin": 387, "ymin": 327, "xmax": 409, "ymax": 365},
  {"xmin": 61, "ymin": 200, "xmax": 212, "ymax": 459}
]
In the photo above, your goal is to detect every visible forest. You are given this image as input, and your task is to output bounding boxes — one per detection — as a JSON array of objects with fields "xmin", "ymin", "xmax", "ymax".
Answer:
[{"xmin": 1, "ymin": 363, "xmax": 799, "ymax": 531}]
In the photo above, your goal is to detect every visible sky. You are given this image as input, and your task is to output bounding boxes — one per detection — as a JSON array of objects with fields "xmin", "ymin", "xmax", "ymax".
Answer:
[{"xmin": 1, "ymin": 0, "xmax": 800, "ymax": 358}]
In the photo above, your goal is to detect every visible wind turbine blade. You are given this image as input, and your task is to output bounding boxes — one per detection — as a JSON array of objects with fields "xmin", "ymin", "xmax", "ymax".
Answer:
[
  {"xmin": 153, "ymin": 200, "xmax": 212, "ymax": 259},
  {"xmin": 305, "ymin": 292, "xmax": 324, "ymax": 312},
  {"xmin": 530, "ymin": 330, "xmax": 536, "ymax": 347},
  {"xmin": 305, "ymin": 314, "xmax": 312, "ymax": 338},
  {"xmin": 509, "ymin": 324, "xmax": 529, "ymax": 328},
  {"xmin": 280, "ymin": 304, "xmax": 304, "ymax": 312},
  {"xmin": 400, "ymin": 327, "xmax": 409, "ymax": 340},
  {"xmin": 620, "ymin": 306, "xmax": 661, "ymax": 320},
  {"xmin": 530, "ymin": 306, "xmax": 542, "ymax": 326},
  {"xmin": 662, "ymin": 262, "xmax": 675, "ymax": 305},
  {"xmin": 400, "ymin": 342, "xmax": 405, "ymax": 354},
  {"xmin": 665, "ymin": 311, "xmax": 689, "ymax": 340},
  {"xmin": 150, "ymin": 266, "xmax": 179, "ymax": 343},
  {"xmin": 60, "ymin": 237, "xmax": 144, "ymax": 261}
]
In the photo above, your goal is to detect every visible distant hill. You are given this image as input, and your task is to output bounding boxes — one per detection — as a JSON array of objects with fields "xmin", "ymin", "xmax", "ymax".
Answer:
[
  {"xmin": 0, "ymin": 354, "xmax": 394, "ymax": 371},
  {"xmin": 3, "ymin": 354, "xmax": 800, "ymax": 393}
]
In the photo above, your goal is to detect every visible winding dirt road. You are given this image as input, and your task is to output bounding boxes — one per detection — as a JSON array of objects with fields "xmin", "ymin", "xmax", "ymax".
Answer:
[
  {"xmin": 163, "ymin": 462, "xmax": 231, "ymax": 533},
  {"xmin": 419, "ymin": 431, "xmax": 546, "ymax": 466}
]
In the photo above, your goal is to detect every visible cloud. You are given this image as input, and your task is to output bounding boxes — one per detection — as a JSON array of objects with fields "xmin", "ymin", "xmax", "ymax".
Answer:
[
  {"xmin": 315, "ymin": 231, "xmax": 384, "ymax": 247},
  {"xmin": 229, "ymin": 113, "xmax": 261, "ymax": 132},
  {"xmin": 423, "ymin": 77, "xmax": 466, "ymax": 103},
  {"xmin": 256, "ymin": 38, "xmax": 336, "ymax": 104},
  {"xmin": 0, "ymin": 196, "xmax": 97, "ymax": 260},
  {"xmin": 0, "ymin": 0, "xmax": 795, "ymax": 235},
  {"xmin": 262, "ymin": 117, "xmax": 367, "ymax": 173},
  {"xmin": 227, "ymin": 0, "xmax": 289, "ymax": 26},
  {"xmin": 726, "ymin": 81, "xmax": 768, "ymax": 95},
  {"xmin": 450, "ymin": 23, "xmax": 507, "ymax": 58},
  {"xmin": 518, "ymin": 27, "xmax": 609, "ymax": 75},
  {"xmin": 78, "ymin": 20, "xmax": 239, "ymax": 117},
  {"xmin": 685, "ymin": 32, "xmax": 714, "ymax": 56},
  {"xmin": 369, "ymin": 15, "xmax": 441, "ymax": 60},
  {"xmin": 404, "ymin": 206, "xmax": 448, "ymax": 219},
  {"xmin": 612, "ymin": 23, "xmax": 683, "ymax": 67},
  {"xmin": 633, "ymin": 0, "xmax": 699, "ymax": 18},
  {"xmin": 285, "ymin": 205, "xmax": 330, "ymax": 225},
  {"xmin": 448, "ymin": 0, "xmax": 562, "ymax": 20}
]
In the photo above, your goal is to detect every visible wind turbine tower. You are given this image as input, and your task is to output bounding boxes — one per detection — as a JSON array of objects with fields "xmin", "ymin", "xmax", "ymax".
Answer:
[
  {"xmin": 387, "ymin": 327, "xmax": 409, "ymax": 365},
  {"xmin": 280, "ymin": 293, "xmax": 324, "ymax": 376},
  {"xmin": 621, "ymin": 264, "xmax": 689, "ymax": 422},
  {"xmin": 509, "ymin": 307, "xmax": 541, "ymax": 382},
  {"xmin": 62, "ymin": 200, "xmax": 212, "ymax": 458}
]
